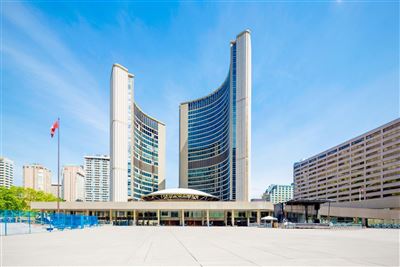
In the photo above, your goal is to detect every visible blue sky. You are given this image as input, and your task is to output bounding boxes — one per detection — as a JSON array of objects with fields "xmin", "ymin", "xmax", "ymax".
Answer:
[{"xmin": 2, "ymin": 1, "xmax": 399, "ymax": 198}]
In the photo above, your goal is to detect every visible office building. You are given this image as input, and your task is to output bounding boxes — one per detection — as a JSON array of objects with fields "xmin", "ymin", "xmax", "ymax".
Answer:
[
  {"xmin": 110, "ymin": 64, "xmax": 166, "ymax": 202},
  {"xmin": 262, "ymin": 184, "xmax": 293, "ymax": 204},
  {"xmin": 179, "ymin": 30, "xmax": 252, "ymax": 201},
  {"xmin": 0, "ymin": 157, "xmax": 14, "ymax": 188},
  {"xmin": 84, "ymin": 155, "xmax": 110, "ymax": 202},
  {"xmin": 23, "ymin": 164, "xmax": 52, "ymax": 193},
  {"xmin": 62, "ymin": 165, "xmax": 85, "ymax": 202},
  {"xmin": 50, "ymin": 183, "xmax": 61, "ymax": 198},
  {"xmin": 294, "ymin": 118, "xmax": 400, "ymax": 202}
]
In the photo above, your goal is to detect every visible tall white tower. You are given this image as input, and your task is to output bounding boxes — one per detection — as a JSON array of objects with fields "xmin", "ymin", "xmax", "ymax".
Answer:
[
  {"xmin": 234, "ymin": 30, "xmax": 252, "ymax": 202},
  {"xmin": 110, "ymin": 64, "xmax": 133, "ymax": 202}
]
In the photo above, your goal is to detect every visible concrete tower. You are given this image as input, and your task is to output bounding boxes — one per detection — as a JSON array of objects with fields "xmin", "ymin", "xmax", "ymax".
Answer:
[
  {"xmin": 110, "ymin": 63, "xmax": 166, "ymax": 202},
  {"xmin": 110, "ymin": 64, "xmax": 132, "ymax": 202},
  {"xmin": 179, "ymin": 30, "xmax": 252, "ymax": 201}
]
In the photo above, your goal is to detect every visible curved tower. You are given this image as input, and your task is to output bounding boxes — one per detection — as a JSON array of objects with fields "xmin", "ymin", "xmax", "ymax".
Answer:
[
  {"xmin": 132, "ymin": 103, "xmax": 166, "ymax": 200},
  {"xmin": 179, "ymin": 30, "xmax": 251, "ymax": 201},
  {"xmin": 111, "ymin": 64, "xmax": 166, "ymax": 202}
]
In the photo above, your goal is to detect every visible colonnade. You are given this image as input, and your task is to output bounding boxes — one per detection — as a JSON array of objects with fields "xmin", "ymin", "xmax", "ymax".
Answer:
[{"xmin": 103, "ymin": 209, "xmax": 265, "ymax": 226}]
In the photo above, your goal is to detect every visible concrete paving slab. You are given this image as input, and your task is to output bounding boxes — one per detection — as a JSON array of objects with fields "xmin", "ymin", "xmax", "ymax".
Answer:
[{"xmin": 2, "ymin": 226, "xmax": 399, "ymax": 266}]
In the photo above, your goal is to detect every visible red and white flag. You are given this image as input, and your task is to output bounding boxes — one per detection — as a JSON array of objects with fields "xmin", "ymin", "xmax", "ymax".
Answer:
[{"xmin": 50, "ymin": 120, "xmax": 59, "ymax": 138}]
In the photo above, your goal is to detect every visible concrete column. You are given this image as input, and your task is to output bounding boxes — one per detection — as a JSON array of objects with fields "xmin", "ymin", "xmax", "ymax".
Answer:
[
  {"xmin": 181, "ymin": 209, "xmax": 185, "ymax": 226},
  {"xmin": 231, "ymin": 210, "xmax": 235, "ymax": 226},
  {"xmin": 224, "ymin": 211, "xmax": 228, "ymax": 226},
  {"xmin": 206, "ymin": 210, "xmax": 210, "ymax": 227},
  {"xmin": 362, "ymin": 218, "xmax": 367, "ymax": 227},
  {"xmin": 110, "ymin": 209, "xmax": 113, "ymax": 225},
  {"xmin": 133, "ymin": 210, "xmax": 136, "ymax": 226},
  {"xmin": 157, "ymin": 210, "xmax": 160, "ymax": 226},
  {"xmin": 247, "ymin": 211, "xmax": 250, "ymax": 226},
  {"xmin": 256, "ymin": 210, "xmax": 261, "ymax": 225}
]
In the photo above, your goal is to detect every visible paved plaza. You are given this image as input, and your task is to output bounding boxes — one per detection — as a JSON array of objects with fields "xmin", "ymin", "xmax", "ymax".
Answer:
[{"xmin": 2, "ymin": 226, "xmax": 399, "ymax": 266}]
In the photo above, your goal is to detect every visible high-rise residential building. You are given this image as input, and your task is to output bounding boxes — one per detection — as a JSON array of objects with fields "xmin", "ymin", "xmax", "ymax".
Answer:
[
  {"xmin": 62, "ymin": 165, "xmax": 85, "ymax": 202},
  {"xmin": 50, "ymin": 183, "xmax": 61, "ymax": 198},
  {"xmin": 84, "ymin": 155, "xmax": 110, "ymax": 202},
  {"xmin": 110, "ymin": 64, "xmax": 166, "ymax": 202},
  {"xmin": 179, "ymin": 30, "xmax": 252, "ymax": 201},
  {"xmin": 23, "ymin": 164, "xmax": 52, "ymax": 193},
  {"xmin": 0, "ymin": 157, "xmax": 14, "ymax": 188},
  {"xmin": 262, "ymin": 184, "xmax": 294, "ymax": 204},
  {"xmin": 294, "ymin": 118, "xmax": 400, "ymax": 202}
]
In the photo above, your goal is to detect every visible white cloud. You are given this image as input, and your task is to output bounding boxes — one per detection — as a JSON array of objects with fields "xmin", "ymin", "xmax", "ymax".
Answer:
[{"xmin": 2, "ymin": 2, "xmax": 108, "ymax": 133}]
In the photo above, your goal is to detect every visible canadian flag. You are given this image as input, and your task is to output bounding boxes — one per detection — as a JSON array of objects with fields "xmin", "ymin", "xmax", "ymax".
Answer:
[{"xmin": 50, "ymin": 120, "xmax": 59, "ymax": 138}]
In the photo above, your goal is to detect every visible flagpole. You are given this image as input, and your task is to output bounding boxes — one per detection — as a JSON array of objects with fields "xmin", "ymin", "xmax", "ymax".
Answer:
[{"xmin": 57, "ymin": 117, "xmax": 60, "ymax": 214}]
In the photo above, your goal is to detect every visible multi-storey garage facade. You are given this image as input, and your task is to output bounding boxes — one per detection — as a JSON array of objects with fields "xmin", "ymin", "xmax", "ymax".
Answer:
[
  {"xmin": 294, "ymin": 118, "xmax": 400, "ymax": 202},
  {"xmin": 179, "ymin": 30, "xmax": 252, "ymax": 201}
]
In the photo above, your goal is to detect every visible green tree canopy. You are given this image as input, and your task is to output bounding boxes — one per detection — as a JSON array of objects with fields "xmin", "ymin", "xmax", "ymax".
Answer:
[{"xmin": 0, "ymin": 186, "xmax": 61, "ymax": 211}]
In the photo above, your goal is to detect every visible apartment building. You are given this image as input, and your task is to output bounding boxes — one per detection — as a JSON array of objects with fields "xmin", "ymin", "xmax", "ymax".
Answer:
[{"xmin": 294, "ymin": 119, "xmax": 400, "ymax": 202}]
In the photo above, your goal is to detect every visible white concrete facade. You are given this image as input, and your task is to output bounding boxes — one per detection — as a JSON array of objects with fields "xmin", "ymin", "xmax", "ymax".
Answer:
[
  {"xmin": 110, "ymin": 64, "xmax": 166, "ymax": 202},
  {"xmin": 157, "ymin": 123, "xmax": 166, "ymax": 190},
  {"xmin": 179, "ymin": 104, "xmax": 189, "ymax": 189},
  {"xmin": 0, "ymin": 156, "xmax": 14, "ymax": 188},
  {"xmin": 233, "ymin": 30, "xmax": 252, "ymax": 202},
  {"xmin": 110, "ymin": 64, "xmax": 130, "ymax": 202}
]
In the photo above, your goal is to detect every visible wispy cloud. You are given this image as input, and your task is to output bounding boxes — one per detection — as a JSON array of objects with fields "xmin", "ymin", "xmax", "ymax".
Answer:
[{"xmin": 2, "ymin": 2, "xmax": 107, "ymax": 133}]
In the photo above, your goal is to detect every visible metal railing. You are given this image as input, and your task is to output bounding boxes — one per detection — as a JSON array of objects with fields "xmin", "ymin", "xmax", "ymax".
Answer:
[{"xmin": 0, "ymin": 210, "xmax": 98, "ymax": 236}]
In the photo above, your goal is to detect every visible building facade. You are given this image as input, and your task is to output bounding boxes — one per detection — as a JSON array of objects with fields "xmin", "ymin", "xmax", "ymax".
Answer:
[
  {"xmin": 110, "ymin": 64, "xmax": 166, "ymax": 202},
  {"xmin": 294, "ymin": 119, "xmax": 400, "ymax": 202},
  {"xmin": 50, "ymin": 184, "xmax": 61, "ymax": 198},
  {"xmin": 62, "ymin": 165, "xmax": 85, "ymax": 202},
  {"xmin": 0, "ymin": 157, "xmax": 14, "ymax": 188},
  {"xmin": 23, "ymin": 164, "xmax": 52, "ymax": 193},
  {"xmin": 84, "ymin": 155, "xmax": 110, "ymax": 202},
  {"xmin": 262, "ymin": 184, "xmax": 293, "ymax": 204},
  {"xmin": 179, "ymin": 30, "xmax": 252, "ymax": 201},
  {"xmin": 31, "ymin": 188, "xmax": 273, "ymax": 227}
]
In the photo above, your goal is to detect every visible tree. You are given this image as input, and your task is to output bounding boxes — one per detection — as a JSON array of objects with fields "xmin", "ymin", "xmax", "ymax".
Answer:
[{"xmin": 0, "ymin": 186, "xmax": 61, "ymax": 211}]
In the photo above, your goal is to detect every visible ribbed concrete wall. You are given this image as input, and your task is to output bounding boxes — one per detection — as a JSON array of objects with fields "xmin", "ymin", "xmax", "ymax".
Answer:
[
  {"xmin": 235, "ymin": 30, "xmax": 252, "ymax": 202},
  {"xmin": 110, "ymin": 64, "xmax": 129, "ymax": 202}
]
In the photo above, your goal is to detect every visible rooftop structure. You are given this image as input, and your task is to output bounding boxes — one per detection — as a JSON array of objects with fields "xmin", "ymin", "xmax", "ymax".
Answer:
[{"xmin": 142, "ymin": 188, "xmax": 219, "ymax": 201}]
